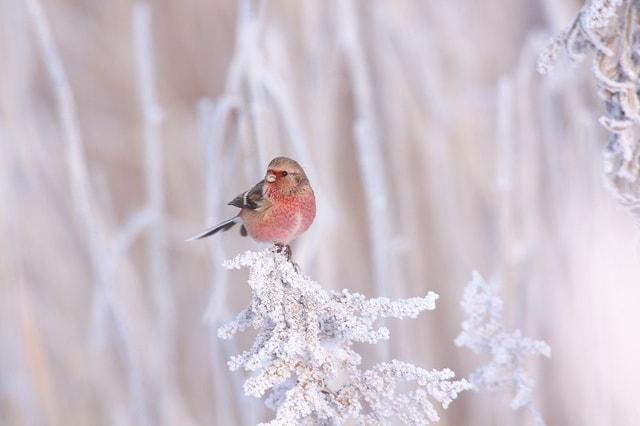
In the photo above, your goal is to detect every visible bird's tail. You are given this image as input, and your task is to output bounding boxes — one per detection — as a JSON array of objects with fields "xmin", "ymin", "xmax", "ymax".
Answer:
[{"xmin": 185, "ymin": 216, "xmax": 239, "ymax": 241}]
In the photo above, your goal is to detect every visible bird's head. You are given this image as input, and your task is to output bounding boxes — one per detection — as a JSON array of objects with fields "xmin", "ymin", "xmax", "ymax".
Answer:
[{"xmin": 264, "ymin": 157, "xmax": 309, "ymax": 196}]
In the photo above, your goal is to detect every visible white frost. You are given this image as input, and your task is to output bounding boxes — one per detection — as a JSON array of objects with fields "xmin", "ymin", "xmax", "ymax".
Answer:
[
  {"xmin": 218, "ymin": 248, "xmax": 470, "ymax": 425},
  {"xmin": 455, "ymin": 271, "xmax": 551, "ymax": 426},
  {"xmin": 538, "ymin": 0, "xmax": 640, "ymax": 218}
]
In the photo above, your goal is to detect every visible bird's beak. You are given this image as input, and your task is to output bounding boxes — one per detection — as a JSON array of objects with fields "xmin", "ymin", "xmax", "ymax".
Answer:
[{"xmin": 266, "ymin": 174, "xmax": 276, "ymax": 183}]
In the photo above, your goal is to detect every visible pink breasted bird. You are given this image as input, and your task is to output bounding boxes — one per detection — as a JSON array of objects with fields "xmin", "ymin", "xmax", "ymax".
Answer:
[{"xmin": 187, "ymin": 157, "xmax": 316, "ymax": 258}]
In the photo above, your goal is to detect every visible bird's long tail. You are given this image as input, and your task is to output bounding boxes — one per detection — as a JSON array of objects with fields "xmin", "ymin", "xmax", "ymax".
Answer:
[{"xmin": 186, "ymin": 216, "xmax": 239, "ymax": 241}]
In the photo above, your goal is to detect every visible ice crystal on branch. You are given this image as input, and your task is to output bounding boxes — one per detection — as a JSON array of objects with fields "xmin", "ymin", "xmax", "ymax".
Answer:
[
  {"xmin": 217, "ymin": 248, "xmax": 470, "ymax": 425},
  {"xmin": 584, "ymin": 0, "xmax": 625, "ymax": 29},
  {"xmin": 538, "ymin": 0, "xmax": 640, "ymax": 216},
  {"xmin": 455, "ymin": 272, "xmax": 550, "ymax": 426}
]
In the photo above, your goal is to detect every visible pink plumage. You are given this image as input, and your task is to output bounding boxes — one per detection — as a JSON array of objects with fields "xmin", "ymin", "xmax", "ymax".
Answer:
[
  {"xmin": 241, "ymin": 189, "xmax": 315, "ymax": 244},
  {"xmin": 188, "ymin": 157, "xmax": 316, "ymax": 253}
]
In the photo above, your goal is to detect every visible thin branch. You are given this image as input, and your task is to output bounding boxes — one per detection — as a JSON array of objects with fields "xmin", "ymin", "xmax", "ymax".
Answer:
[
  {"xmin": 25, "ymin": 0, "xmax": 102, "ymax": 275},
  {"xmin": 336, "ymin": 0, "xmax": 394, "ymax": 359},
  {"xmin": 133, "ymin": 1, "xmax": 173, "ymax": 330}
]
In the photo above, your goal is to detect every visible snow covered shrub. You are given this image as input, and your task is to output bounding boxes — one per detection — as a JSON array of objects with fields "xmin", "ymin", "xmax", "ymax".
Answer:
[
  {"xmin": 218, "ymin": 248, "xmax": 471, "ymax": 425},
  {"xmin": 455, "ymin": 272, "xmax": 551, "ymax": 426},
  {"xmin": 539, "ymin": 0, "xmax": 640, "ymax": 215}
]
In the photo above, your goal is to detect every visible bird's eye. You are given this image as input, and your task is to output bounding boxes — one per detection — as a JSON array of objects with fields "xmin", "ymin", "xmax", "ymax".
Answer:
[{"xmin": 281, "ymin": 171, "xmax": 288, "ymax": 177}]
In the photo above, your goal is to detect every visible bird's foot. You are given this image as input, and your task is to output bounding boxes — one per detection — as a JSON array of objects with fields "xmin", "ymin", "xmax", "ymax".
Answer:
[
  {"xmin": 273, "ymin": 242, "xmax": 285, "ymax": 255},
  {"xmin": 273, "ymin": 244, "xmax": 301, "ymax": 273},
  {"xmin": 273, "ymin": 243, "xmax": 293, "ymax": 262}
]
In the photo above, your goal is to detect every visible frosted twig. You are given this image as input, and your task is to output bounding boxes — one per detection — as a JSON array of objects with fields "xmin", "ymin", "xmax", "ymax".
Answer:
[
  {"xmin": 219, "ymin": 248, "xmax": 470, "ymax": 424},
  {"xmin": 235, "ymin": 0, "xmax": 268, "ymax": 172},
  {"xmin": 24, "ymin": 0, "xmax": 102, "ymax": 273},
  {"xmin": 583, "ymin": 0, "xmax": 625, "ymax": 29},
  {"xmin": 107, "ymin": 209, "xmax": 155, "ymax": 280},
  {"xmin": 336, "ymin": 0, "xmax": 394, "ymax": 360},
  {"xmin": 133, "ymin": 3, "xmax": 172, "ymax": 328},
  {"xmin": 132, "ymin": 5, "xmax": 199, "ymax": 425},
  {"xmin": 90, "ymin": 208, "xmax": 155, "ymax": 348},
  {"xmin": 538, "ymin": 0, "xmax": 640, "ymax": 219},
  {"xmin": 198, "ymin": 97, "xmax": 238, "ymax": 322},
  {"xmin": 133, "ymin": 2, "xmax": 176, "ymax": 381},
  {"xmin": 208, "ymin": 0, "xmax": 269, "ymax": 182},
  {"xmin": 455, "ymin": 271, "xmax": 551, "ymax": 426}
]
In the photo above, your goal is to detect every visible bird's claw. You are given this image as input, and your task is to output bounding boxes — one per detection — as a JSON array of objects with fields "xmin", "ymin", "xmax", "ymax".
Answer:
[{"xmin": 273, "ymin": 243, "xmax": 293, "ymax": 262}]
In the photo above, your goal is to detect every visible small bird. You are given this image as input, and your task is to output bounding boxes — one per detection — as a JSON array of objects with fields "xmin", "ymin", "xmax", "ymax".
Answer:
[{"xmin": 187, "ymin": 157, "xmax": 316, "ymax": 259}]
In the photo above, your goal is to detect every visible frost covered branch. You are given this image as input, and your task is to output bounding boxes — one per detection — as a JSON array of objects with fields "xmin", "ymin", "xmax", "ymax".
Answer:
[
  {"xmin": 336, "ymin": 0, "xmax": 394, "ymax": 337},
  {"xmin": 538, "ymin": 0, "xmax": 640, "ymax": 216},
  {"xmin": 133, "ymin": 2, "xmax": 173, "ymax": 334},
  {"xmin": 218, "ymin": 248, "xmax": 470, "ymax": 425},
  {"xmin": 455, "ymin": 272, "xmax": 551, "ymax": 426}
]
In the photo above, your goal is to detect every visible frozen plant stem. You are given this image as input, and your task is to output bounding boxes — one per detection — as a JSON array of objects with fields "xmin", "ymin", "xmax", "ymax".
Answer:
[
  {"xmin": 335, "ymin": 0, "xmax": 394, "ymax": 360},
  {"xmin": 218, "ymin": 248, "xmax": 470, "ymax": 425},
  {"xmin": 133, "ymin": 5, "xmax": 176, "ymax": 415},
  {"xmin": 24, "ymin": 0, "xmax": 100, "ymax": 275},
  {"xmin": 198, "ymin": 97, "xmax": 236, "ymax": 322},
  {"xmin": 25, "ymin": 0, "xmax": 151, "ymax": 424},
  {"xmin": 235, "ymin": 0, "xmax": 268, "ymax": 172},
  {"xmin": 133, "ymin": 3, "xmax": 172, "ymax": 326}
]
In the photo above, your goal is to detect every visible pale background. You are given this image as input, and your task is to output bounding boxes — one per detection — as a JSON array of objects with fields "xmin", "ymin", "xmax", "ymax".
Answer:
[{"xmin": 1, "ymin": 0, "xmax": 639, "ymax": 425}]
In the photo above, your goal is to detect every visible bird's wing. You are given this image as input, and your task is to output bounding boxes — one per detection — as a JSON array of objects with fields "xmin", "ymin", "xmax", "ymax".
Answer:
[{"xmin": 228, "ymin": 180, "xmax": 267, "ymax": 210}]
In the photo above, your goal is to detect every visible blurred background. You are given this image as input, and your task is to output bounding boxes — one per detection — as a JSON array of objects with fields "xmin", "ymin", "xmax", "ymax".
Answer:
[{"xmin": 2, "ymin": 0, "xmax": 640, "ymax": 424}]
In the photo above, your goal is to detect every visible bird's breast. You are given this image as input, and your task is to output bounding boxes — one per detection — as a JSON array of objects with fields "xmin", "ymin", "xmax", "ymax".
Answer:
[{"xmin": 241, "ymin": 190, "xmax": 315, "ymax": 243}]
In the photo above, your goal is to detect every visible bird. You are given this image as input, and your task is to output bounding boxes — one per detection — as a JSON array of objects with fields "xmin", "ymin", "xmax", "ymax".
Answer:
[{"xmin": 187, "ymin": 156, "xmax": 316, "ymax": 259}]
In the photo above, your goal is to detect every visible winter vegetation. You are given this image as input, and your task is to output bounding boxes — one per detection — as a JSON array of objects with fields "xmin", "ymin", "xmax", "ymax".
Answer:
[
  {"xmin": 539, "ymin": 0, "xmax": 640, "ymax": 217},
  {"xmin": 455, "ymin": 272, "xmax": 551, "ymax": 426},
  {"xmin": 2, "ymin": 0, "xmax": 640, "ymax": 425},
  {"xmin": 219, "ymin": 248, "xmax": 470, "ymax": 425}
]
